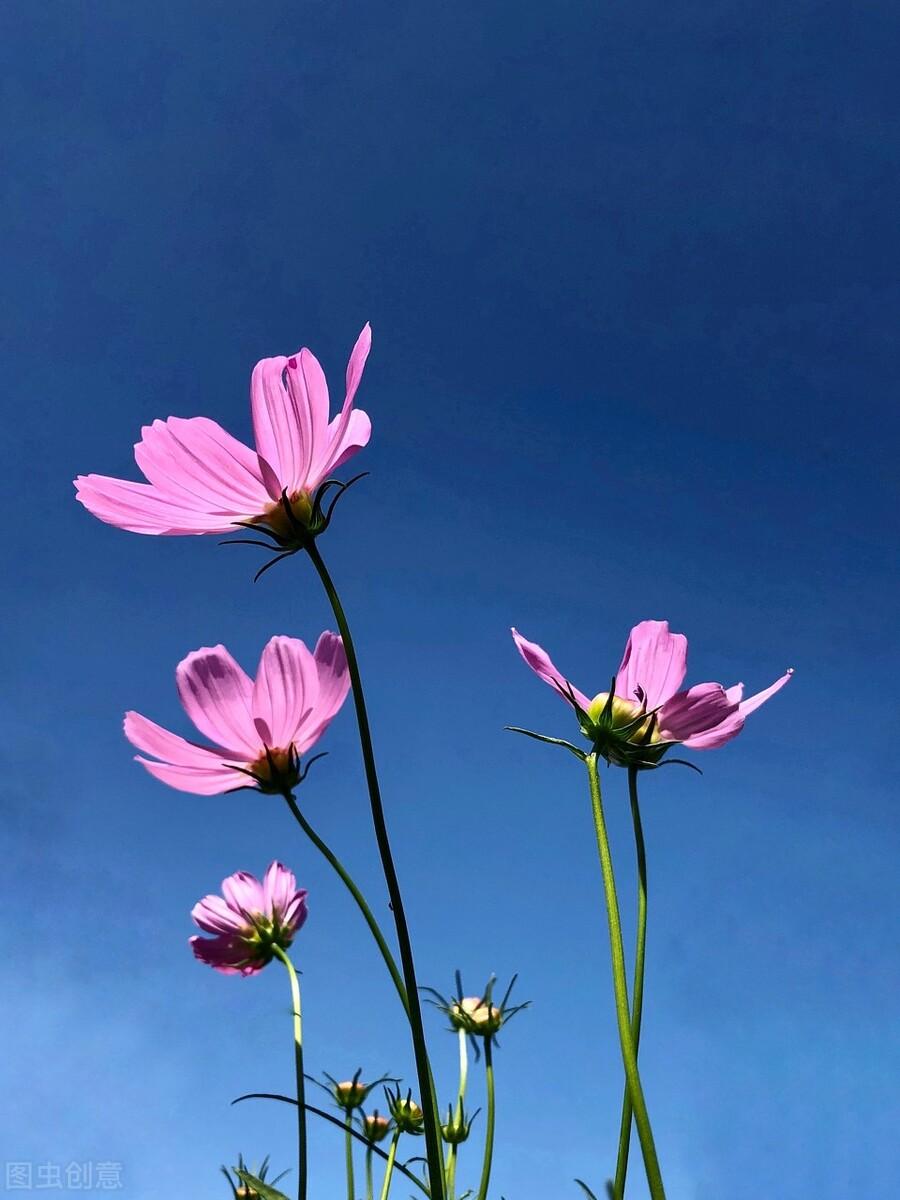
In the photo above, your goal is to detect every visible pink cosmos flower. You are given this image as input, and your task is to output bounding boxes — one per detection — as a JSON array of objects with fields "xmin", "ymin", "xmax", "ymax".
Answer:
[
  {"xmin": 74, "ymin": 325, "xmax": 371, "ymax": 538},
  {"xmin": 125, "ymin": 632, "xmax": 350, "ymax": 795},
  {"xmin": 190, "ymin": 861, "xmax": 308, "ymax": 975},
  {"xmin": 512, "ymin": 619, "xmax": 792, "ymax": 758}
]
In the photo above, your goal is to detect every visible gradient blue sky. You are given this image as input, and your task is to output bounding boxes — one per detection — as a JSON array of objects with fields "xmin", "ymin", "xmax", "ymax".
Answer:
[{"xmin": 2, "ymin": 3, "xmax": 899, "ymax": 1198}]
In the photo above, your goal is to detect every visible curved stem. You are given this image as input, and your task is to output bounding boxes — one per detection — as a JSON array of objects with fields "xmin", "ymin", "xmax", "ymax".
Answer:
[
  {"xmin": 305, "ymin": 541, "xmax": 445, "ymax": 1199},
  {"xmin": 584, "ymin": 753, "xmax": 665, "ymax": 1200},
  {"xmin": 282, "ymin": 792, "xmax": 409, "ymax": 1014},
  {"xmin": 345, "ymin": 1118, "xmax": 356, "ymax": 1200},
  {"xmin": 378, "ymin": 1130, "xmax": 400, "ymax": 1200},
  {"xmin": 612, "ymin": 767, "xmax": 648, "ymax": 1199},
  {"xmin": 271, "ymin": 946, "xmax": 307, "ymax": 1200},
  {"xmin": 475, "ymin": 1039, "xmax": 495, "ymax": 1200}
]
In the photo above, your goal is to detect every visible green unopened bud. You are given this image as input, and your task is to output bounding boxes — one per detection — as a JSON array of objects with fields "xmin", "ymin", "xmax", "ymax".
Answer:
[
  {"xmin": 441, "ymin": 1104, "xmax": 477, "ymax": 1145},
  {"xmin": 387, "ymin": 1092, "xmax": 425, "ymax": 1135}
]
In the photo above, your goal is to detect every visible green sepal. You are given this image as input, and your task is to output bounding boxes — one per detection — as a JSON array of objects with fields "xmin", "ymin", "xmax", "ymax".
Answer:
[{"xmin": 505, "ymin": 726, "xmax": 586, "ymax": 761}]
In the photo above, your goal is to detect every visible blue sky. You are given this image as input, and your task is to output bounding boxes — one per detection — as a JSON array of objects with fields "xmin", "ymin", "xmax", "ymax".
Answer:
[{"xmin": 2, "ymin": 2, "xmax": 898, "ymax": 1198}]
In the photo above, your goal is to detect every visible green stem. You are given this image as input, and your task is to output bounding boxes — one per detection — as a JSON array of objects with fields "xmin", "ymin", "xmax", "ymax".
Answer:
[
  {"xmin": 612, "ymin": 767, "xmax": 648, "ymax": 1200},
  {"xmin": 366, "ymin": 1146, "xmax": 375, "ymax": 1200},
  {"xmin": 271, "ymin": 946, "xmax": 307, "ymax": 1200},
  {"xmin": 378, "ymin": 1131, "xmax": 400, "ymax": 1200},
  {"xmin": 475, "ymin": 1039, "xmax": 495, "ymax": 1200},
  {"xmin": 305, "ymin": 541, "xmax": 445, "ymax": 1200},
  {"xmin": 446, "ymin": 1147, "xmax": 458, "ymax": 1200},
  {"xmin": 584, "ymin": 753, "xmax": 665, "ymax": 1200},
  {"xmin": 345, "ymin": 1118, "xmax": 356, "ymax": 1200},
  {"xmin": 282, "ymin": 792, "xmax": 409, "ymax": 1014},
  {"xmin": 446, "ymin": 1029, "xmax": 469, "ymax": 1200}
]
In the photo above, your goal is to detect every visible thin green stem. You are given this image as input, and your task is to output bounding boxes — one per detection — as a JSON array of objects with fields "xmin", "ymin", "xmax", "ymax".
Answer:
[
  {"xmin": 305, "ymin": 541, "xmax": 445, "ymax": 1200},
  {"xmin": 282, "ymin": 792, "xmax": 409, "ymax": 1014},
  {"xmin": 475, "ymin": 1039, "xmax": 495, "ymax": 1200},
  {"xmin": 378, "ymin": 1131, "xmax": 400, "ymax": 1200},
  {"xmin": 271, "ymin": 946, "xmax": 307, "ymax": 1200},
  {"xmin": 584, "ymin": 753, "xmax": 665, "ymax": 1200},
  {"xmin": 366, "ymin": 1146, "xmax": 375, "ymax": 1200},
  {"xmin": 345, "ymin": 1118, "xmax": 355, "ymax": 1200},
  {"xmin": 612, "ymin": 767, "xmax": 648, "ymax": 1200},
  {"xmin": 446, "ymin": 1029, "xmax": 469, "ymax": 1200},
  {"xmin": 446, "ymin": 1146, "xmax": 458, "ymax": 1200}
]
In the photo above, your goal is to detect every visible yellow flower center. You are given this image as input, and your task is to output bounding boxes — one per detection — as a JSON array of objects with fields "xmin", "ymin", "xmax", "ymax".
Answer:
[
  {"xmin": 253, "ymin": 490, "xmax": 313, "ymax": 540},
  {"xmin": 587, "ymin": 692, "xmax": 661, "ymax": 744},
  {"xmin": 249, "ymin": 746, "xmax": 297, "ymax": 789}
]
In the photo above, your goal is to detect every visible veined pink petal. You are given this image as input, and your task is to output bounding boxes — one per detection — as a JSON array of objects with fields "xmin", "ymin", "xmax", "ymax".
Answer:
[
  {"xmin": 511, "ymin": 628, "xmax": 591, "ymax": 711},
  {"xmin": 616, "ymin": 620, "xmax": 688, "ymax": 709},
  {"xmin": 134, "ymin": 417, "xmax": 270, "ymax": 513},
  {"xmin": 250, "ymin": 354, "xmax": 308, "ymax": 497},
  {"xmin": 262, "ymin": 861, "xmax": 297, "ymax": 918},
  {"xmin": 309, "ymin": 325, "xmax": 372, "ymax": 483},
  {"xmin": 134, "ymin": 757, "xmax": 246, "ymax": 794},
  {"xmin": 124, "ymin": 711, "xmax": 249, "ymax": 769},
  {"xmin": 294, "ymin": 632, "xmax": 350, "ymax": 753},
  {"xmin": 251, "ymin": 636, "xmax": 319, "ymax": 750},
  {"xmin": 221, "ymin": 870, "xmax": 267, "ymax": 918},
  {"xmin": 176, "ymin": 646, "xmax": 259, "ymax": 756},
  {"xmin": 189, "ymin": 933, "xmax": 263, "ymax": 975},
  {"xmin": 74, "ymin": 474, "xmax": 241, "ymax": 535},
  {"xmin": 191, "ymin": 894, "xmax": 250, "ymax": 935},
  {"xmin": 683, "ymin": 669, "xmax": 793, "ymax": 749},
  {"xmin": 658, "ymin": 682, "xmax": 737, "ymax": 743},
  {"xmin": 321, "ymin": 409, "xmax": 373, "ymax": 477}
]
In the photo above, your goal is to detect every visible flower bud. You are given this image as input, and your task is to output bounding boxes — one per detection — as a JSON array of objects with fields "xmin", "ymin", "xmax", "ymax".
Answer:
[
  {"xmin": 441, "ymin": 1105, "xmax": 476, "ymax": 1145},
  {"xmin": 334, "ymin": 1079, "xmax": 369, "ymax": 1110},
  {"xmin": 449, "ymin": 996, "xmax": 503, "ymax": 1036},
  {"xmin": 361, "ymin": 1112, "xmax": 392, "ymax": 1143},
  {"xmin": 386, "ymin": 1090, "xmax": 425, "ymax": 1135}
]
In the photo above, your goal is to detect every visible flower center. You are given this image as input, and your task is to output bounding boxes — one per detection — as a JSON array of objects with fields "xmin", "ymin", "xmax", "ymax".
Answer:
[
  {"xmin": 248, "ymin": 746, "xmax": 299, "ymax": 792},
  {"xmin": 253, "ymin": 490, "xmax": 313, "ymax": 540}
]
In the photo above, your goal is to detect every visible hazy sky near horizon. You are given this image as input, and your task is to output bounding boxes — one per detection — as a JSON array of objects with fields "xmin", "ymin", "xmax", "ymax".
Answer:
[{"xmin": 2, "ymin": 3, "xmax": 898, "ymax": 1199}]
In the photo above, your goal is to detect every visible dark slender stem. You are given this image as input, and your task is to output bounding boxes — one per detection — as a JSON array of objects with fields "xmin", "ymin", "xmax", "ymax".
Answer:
[
  {"xmin": 611, "ymin": 766, "xmax": 648, "ymax": 1199},
  {"xmin": 585, "ymin": 753, "xmax": 665, "ymax": 1200},
  {"xmin": 282, "ymin": 793, "xmax": 409, "ymax": 1013},
  {"xmin": 474, "ymin": 1039, "xmax": 495, "ymax": 1200},
  {"xmin": 304, "ymin": 540, "xmax": 445, "ymax": 1200},
  {"xmin": 272, "ymin": 946, "xmax": 307, "ymax": 1200}
]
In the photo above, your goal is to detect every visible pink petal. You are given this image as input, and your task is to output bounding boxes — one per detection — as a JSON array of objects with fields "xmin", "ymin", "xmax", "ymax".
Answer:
[
  {"xmin": 134, "ymin": 417, "xmax": 270, "ymax": 515},
  {"xmin": 310, "ymin": 325, "xmax": 373, "ymax": 483},
  {"xmin": 176, "ymin": 646, "xmax": 259, "ymax": 756},
  {"xmin": 281, "ymin": 893, "xmax": 309, "ymax": 936},
  {"xmin": 189, "ymin": 933, "xmax": 263, "ymax": 976},
  {"xmin": 74, "ymin": 474, "xmax": 238, "ymax": 535},
  {"xmin": 510, "ymin": 628, "xmax": 591, "ymax": 711},
  {"xmin": 250, "ymin": 354, "xmax": 312, "ymax": 497},
  {"xmin": 321, "ymin": 409, "xmax": 372, "ymax": 477},
  {"xmin": 134, "ymin": 757, "xmax": 247, "ymax": 794},
  {"xmin": 615, "ymin": 620, "xmax": 688, "ymax": 709},
  {"xmin": 294, "ymin": 632, "xmax": 350, "ymax": 753},
  {"xmin": 191, "ymin": 894, "xmax": 250, "ymax": 935},
  {"xmin": 683, "ymin": 669, "xmax": 793, "ymax": 749},
  {"xmin": 124, "ymin": 711, "xmax": 248, "ymax": 769},
  {"xmin": 221, "ymin": 870, "xmax": 266, "ymax": 918},
  {"xmin": 658, "ymin": 682, "xmax": 737, "ymax": 743},
  {"xmin": 262, "ymin": 861, "xmax": 300, "ymax": 918},
  {"xmin": 251, "ymin": 636, "xmax": 320, "ymax": 750}
]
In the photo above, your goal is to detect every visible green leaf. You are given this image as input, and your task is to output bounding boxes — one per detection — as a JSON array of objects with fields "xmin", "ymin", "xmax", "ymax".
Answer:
[
  {"xmin": 574, "ymin": 1179, "xmax": 602, "ymax": 1200},
  {"xmin": 235, "ymin": 1169, "xmax": 290, "ymax": 1200}
]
